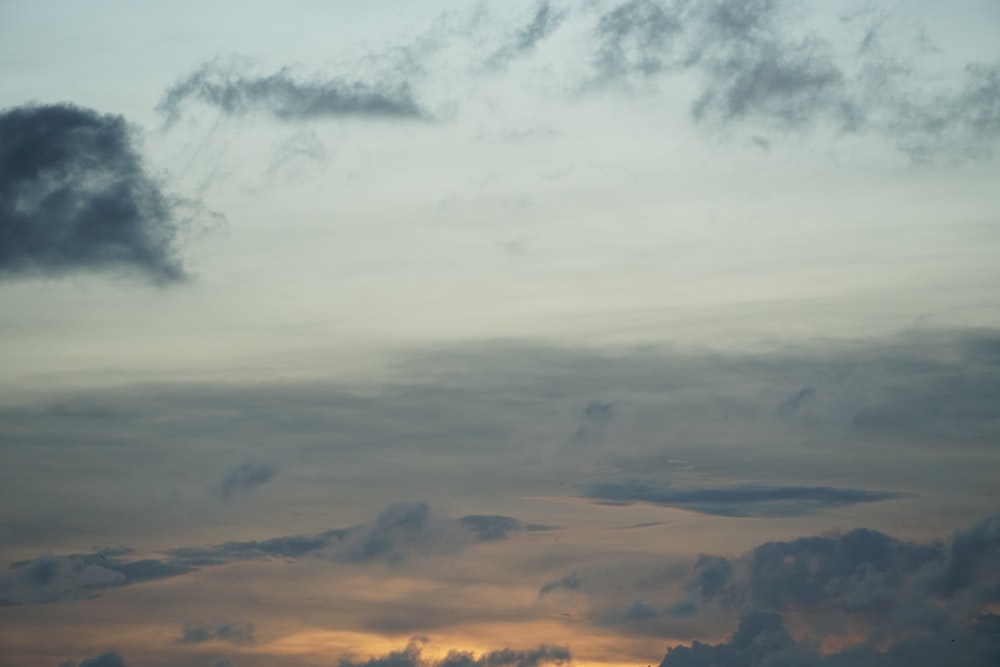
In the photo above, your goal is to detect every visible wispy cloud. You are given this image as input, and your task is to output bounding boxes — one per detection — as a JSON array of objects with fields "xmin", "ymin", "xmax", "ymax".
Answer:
[
  {"xmin": 0, "ymin": 502, "xmax": 553, "ymax": 606},
  {"xmin": 158, "ymin": 60, "xmax": 431, "ymax": 126}
]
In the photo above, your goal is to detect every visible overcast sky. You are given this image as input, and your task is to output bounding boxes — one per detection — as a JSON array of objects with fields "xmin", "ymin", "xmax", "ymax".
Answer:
[{"xmin": 1, "ymin": 2, "xmax": 999, "ymax": 667}]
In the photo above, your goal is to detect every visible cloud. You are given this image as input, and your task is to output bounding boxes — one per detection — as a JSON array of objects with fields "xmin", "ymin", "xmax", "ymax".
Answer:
[
  {"xmin": 562, "ymin": 513, "xmax": 1000, "ymax": 641},
  {"xmin": 658, "ymin": 610, "xmax": 1000, "ymax": 667},
  {"xmin": 582, "ymin": 0, "xmax": 1000, "ymax": 156},
  {"xmin": 339, "ymin": 638, "xmax": 572, "ymax": 667},
  {"xmin": 0, "ymin": 103, "xmax": 189, "ymax": 284},
  {"xmin": 486, "ymin": 1, "xmax": 568, "ymax": 70},
  {"xmin": 0, "ymin": 502, "xmax": 551, "ymax": 606},
  {"xmin": 584, "ymin": 480, "xmax": 903, "ymax": 517},
  {"xmin": 59, "ymin": 652, "xmax": 129, "ymax": 667},
  {"xmin": 221, "ymin": 462, "xmax": 277, "ymax": 500},
  {"xmin": 178, "ymin": 619, "xmax": 255, "ymax": 645},
  {"xmin": 158, "ymin": 60, "xmax": 430, "ymax": 125}
]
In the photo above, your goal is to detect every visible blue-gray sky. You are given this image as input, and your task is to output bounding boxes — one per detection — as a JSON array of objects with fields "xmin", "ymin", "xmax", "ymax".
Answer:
[{"xmin": 1, "ymin": 2, "xmax": 999, "ymax": 667}]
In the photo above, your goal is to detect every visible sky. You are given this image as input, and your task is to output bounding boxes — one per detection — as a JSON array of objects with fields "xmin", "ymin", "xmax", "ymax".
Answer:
[{"xmin": 1, "ymin": 1, "xmax": 999, "ymax": 666}]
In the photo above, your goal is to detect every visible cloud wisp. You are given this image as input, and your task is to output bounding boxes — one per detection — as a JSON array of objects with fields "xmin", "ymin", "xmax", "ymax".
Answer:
[
  {"xmin": 177, "ymin": 619, "xmax": 255, "ymax": 645},
  {"xmin": 584, "ymin": 480, "xmax": 904, "ymax": 517},
  {"xmin": 220, "ymin": 462, "xmax": 277, "ymax": 500},
  {"xmin": 0, "ymin": 103, "xmax": 189, "ymax": 284},
  {"xmin": 0, "ymin": 502, "xmax": 552, "ymax": 606},
  {"xmin": 158, "ymin": 60, "xmax": 431, "ymax": 126},
  {"xmin": 582, "ymin": 0, "xmax": 1000, "ymax": 156}
]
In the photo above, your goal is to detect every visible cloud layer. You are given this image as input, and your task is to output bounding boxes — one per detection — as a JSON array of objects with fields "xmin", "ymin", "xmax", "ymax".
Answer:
[
  {"xmin": 0, "ymin": 502, "xmax": 552, "ymax": 606},
  {"xmin": 0, "ymin": 103, "xmax": 188, "ymax": 283},
  {"xmin": 584, "ymin": 480, "xmax": 903, "ymax": 517}
]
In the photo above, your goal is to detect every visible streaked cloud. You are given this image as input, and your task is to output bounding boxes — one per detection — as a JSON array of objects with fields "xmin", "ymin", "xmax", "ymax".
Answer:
[
  {"xmin": 158, "ymin": 60, "xmax": 431, "ymax": 126},
  {"xmin": 0, "ymin": 502, "xmax": 552, "ymax": 606},
  {"xmin": 584, "ymin": 480, "xmax": 904, "ymax": 517}
]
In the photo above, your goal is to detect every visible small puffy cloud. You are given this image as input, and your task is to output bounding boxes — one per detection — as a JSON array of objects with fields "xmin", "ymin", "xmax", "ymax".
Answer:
[
  {"xmin": 221, "ymin": 462, "xmax": 277, "ymax": 500},
  {"xmin": 158, "ymin": 60, "xmax": 430, "ymax": 126},
  {"xmin": 0, "ymin": 103, "xmax": 189, "ymax": 284},
  {"xmin": 178, "ymin": 619, "xmax": 255, "ymax": 645}
]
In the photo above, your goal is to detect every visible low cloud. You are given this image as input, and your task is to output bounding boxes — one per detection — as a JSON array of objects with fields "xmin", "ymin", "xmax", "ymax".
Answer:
[
  {"xmin": 158, "ymin": 60, "xmax": 430, "ymax": 125},
  {"xmin": 0, "ymin": 502, "xmax": 552, "ymax": 606},
  {"xmin": 340, "ymin": 638, "xmax": 571, "ymax": 667},
  {"xmin": 584, "ymin": 480, "xmax": 903, "ymax": 517},
  {"xmin": 540, "ymin": 514, "xmax": 1000, "ymax": 648},
  {"xmin": 0, "ymin": 103, "xmax": 189, "ymax": 284},
  {"xmin": 583, "ymin": 0, "xmax": 1000, "ymax": 157},
  {"xmin": 658, "ymin": 610, "xmax": 1000, "ymax": 667}
]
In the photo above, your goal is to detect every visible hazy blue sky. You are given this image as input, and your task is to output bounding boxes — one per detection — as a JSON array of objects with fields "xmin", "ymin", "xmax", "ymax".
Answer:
[{"xmin": 1, "ymin": 2, "xmax": 999, "ymax": 667}]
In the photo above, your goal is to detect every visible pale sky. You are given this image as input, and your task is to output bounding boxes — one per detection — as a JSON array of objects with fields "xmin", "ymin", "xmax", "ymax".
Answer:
[{"xmin": 1, "ymin": 2, "xmax": 999, "ymax": 667}]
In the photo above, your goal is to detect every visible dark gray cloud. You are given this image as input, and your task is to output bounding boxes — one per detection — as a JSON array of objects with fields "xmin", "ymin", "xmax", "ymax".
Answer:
[
  {"xmin": 221, "ymin": 461, "xmax": 277, "ymax": 500},
  {"xmin": 550, "ymin": 514, "xmax": 1000, "ymax": 644},
  {"xmin": 158, "ymin": 61, "xmax": 430, "ymax": 125},
  {"xmin": 658, "ymin": 610, "xmax": 1000, "ymax": 667},
  {"xmin": 457, "ymin": 514, "xmax": 554, "ymax": 542},
  {"xmin": 583, "ymin": 0, "xmax": 1000, "ymax": 156},
  {"xmin": 0, "ymin": 502, "xmax": 551, "ymax": 606},
  {"xmin": 339, "ymin": 638, "xmax": 571, "ymax": 667},
  {"xmin": 0, "ymin": 103, "xmax": 188, "ymax": 283},
  {"xmin": 59, "ymin": 652, "xmax": 128, "ymax": 667},
  {"xmin": 584, "ymin": 480, "xmax": 903, "ymax": 517},
  {"xmin": 178, "ymin": 619, "xmax": 255, "ymax": 645}
]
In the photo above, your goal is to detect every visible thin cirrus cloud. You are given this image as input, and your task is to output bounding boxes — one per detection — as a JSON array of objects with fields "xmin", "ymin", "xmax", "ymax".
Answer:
[
  {"xmin": 157, "ymin": 60, "xmax": 432, "ymax": 126},
  {"xmin": 0, "ymin": 502, "xmax": 553, "ymax": 606},
  {"xmin": 0, "ymin": 103, "xmax": 190, "ymax": 284},
  {"xmin": 583, "ymin": 480, "xmax": 905, "ymax": 517}
]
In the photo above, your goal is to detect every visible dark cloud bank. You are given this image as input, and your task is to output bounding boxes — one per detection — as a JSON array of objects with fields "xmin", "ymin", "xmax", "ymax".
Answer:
[
  {"xmin": 61, "ymin": 641, "xmax": 571, "ymax": 667},
  {"xmin": 0, "ymin": 103, "xmax": 190, "ymax": 283},
  {"xmin": 542, "ymin": 514, "xmax": 1000, "ymax": 665},
  {"xmin": 0, "ymin": 502, "xmax": 552, "ymax": 606}
]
